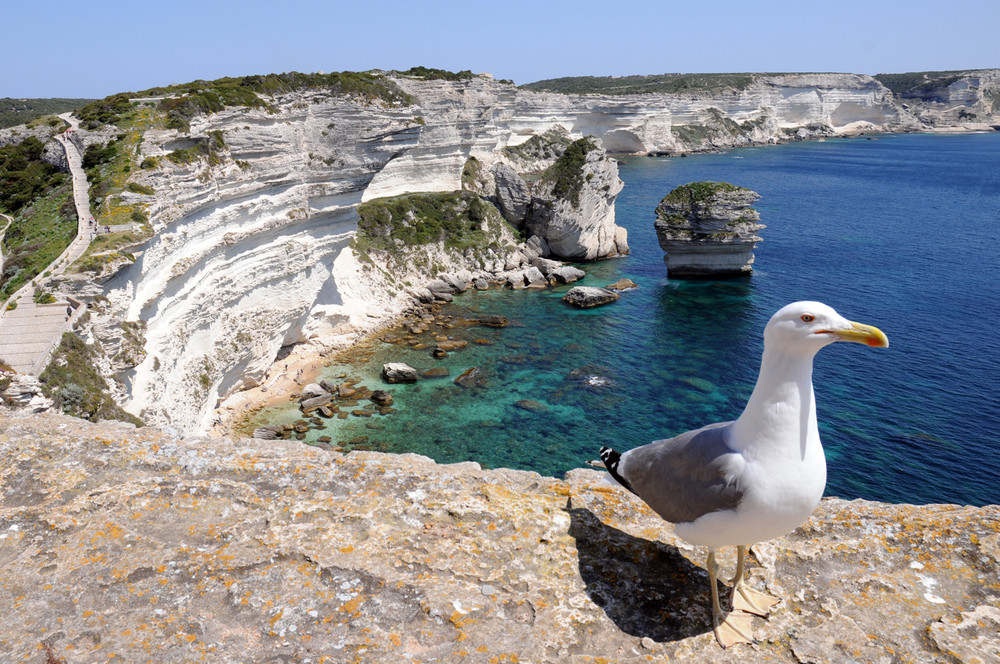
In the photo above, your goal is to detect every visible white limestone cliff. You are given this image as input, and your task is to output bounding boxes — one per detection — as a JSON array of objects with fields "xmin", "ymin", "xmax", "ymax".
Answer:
[{"xmin": 49, "ymin": 70, "xmax": 999, "ymax": 433}]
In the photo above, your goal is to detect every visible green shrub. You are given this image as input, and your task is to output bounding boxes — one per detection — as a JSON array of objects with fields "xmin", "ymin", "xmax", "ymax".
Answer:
[
  {"xmin": 140, "ymin": 157, "xmax": 159, "ymax": 169},
  {"xmin": 152, "ymin": 70, "xmax": 413, "ymax": 132},
  {"xmin": 874, "ymin": 71, "xmax": 968, "ymax": 97},
  {"xmin": 357, "ymin": 191, "xmax": 497, "ymax": 254},
  {"xmin": 521, "ymin": 73, "xmax": 757, "ymax": 95},
  {"xmin": 0, "ymin": 137, "xmax": 66, "ymax": 213},
  {"xmin": 75, "ymin": 93, "xmax": 134, "ymax": 129},
  {"xmin": 0, "ymin": 97, "xmax": 92, "ymax": 130},
  {"xmin": 0, "ymin": 185, "xmax": 75, "ymax": 300},
  {"xmin": 502, "ymin": 129, "xmax": 573, "ymax": 163},
  {"xmin": 39, "ymin": 332, "xmax": 144, "ymax": 426},
  {"xmin": 398, "ymin": 66, "xmax": 475, "ymax": 81},
  {"xmin": 541, "ymin": 137, "xmax": 597, "ymax": 208},
  {"xmin": 127, "ymin": 182, "xmax": 155, "ymax": 195}
]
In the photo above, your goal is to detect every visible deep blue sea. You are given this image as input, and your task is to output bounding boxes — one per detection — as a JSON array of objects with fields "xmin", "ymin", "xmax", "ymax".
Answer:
[{"xmin": 260, "ymin": 133, "xmax": 1000, "ymax": 506}]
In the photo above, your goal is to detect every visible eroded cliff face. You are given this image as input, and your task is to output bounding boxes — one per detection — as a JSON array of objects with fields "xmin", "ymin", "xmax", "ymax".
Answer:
[
  {"xmin": 57, "ymin": 71, "xmax": 999, "ymax": 433},
  {"xmin": 1, "ymin": 410, "xmax": 997, "ymax": 663}
]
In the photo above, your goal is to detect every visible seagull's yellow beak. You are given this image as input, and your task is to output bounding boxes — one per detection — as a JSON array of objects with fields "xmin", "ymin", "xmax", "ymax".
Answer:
[{"xmin": 827, "ymin": 321, "xmax": 889, "ymax": 348}]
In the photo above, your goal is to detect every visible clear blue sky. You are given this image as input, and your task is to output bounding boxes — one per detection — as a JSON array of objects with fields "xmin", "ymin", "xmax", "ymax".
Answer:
[{"xmin": 3, "ymin": 0, "xmax": 997, "ymax": 98}]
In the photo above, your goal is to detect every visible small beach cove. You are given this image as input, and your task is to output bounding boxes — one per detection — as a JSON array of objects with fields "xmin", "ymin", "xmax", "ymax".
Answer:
[{"xmin": 231, "ymin": 133, "xmax": 1000, "ymax": 507}]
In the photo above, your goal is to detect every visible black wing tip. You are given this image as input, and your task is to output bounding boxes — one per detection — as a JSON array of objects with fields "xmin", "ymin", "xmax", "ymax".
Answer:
[{"xmin": 598, "ymin": 446, "xmax": 636, "ymax": 495}]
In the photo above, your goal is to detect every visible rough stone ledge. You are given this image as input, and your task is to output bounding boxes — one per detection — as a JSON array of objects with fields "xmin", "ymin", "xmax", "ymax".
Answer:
[{"xmin": 1, "ymin": 409, "xmax": 997, "ymax": 663}]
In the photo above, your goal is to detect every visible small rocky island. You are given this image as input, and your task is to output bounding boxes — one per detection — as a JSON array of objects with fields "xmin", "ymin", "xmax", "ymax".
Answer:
[{"xmin": 654, "ymin": 181, "xmax": 764, "ymax": 277}]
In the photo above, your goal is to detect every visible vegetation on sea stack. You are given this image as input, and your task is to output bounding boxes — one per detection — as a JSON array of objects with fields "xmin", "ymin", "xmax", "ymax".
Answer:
[{"xmin": 541, "ymin": 137, "xmax": 597, "ymax": 208}]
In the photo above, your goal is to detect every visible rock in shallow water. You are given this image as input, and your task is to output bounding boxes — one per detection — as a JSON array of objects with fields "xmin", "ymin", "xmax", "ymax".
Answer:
[
  {"xmin": 381, "ymin": 362, "xmax": 419, "ymax": 383},
  {"xmin": 551, "ymin": 266, "xmax": 586, "ymax": 284},
  {"xmin": 562, "ymin": 286, "xmax": 620, "ymax": 308},
  {"xmin": 454, "ymin": 366, "xmax": 488, "ymax": 388}
]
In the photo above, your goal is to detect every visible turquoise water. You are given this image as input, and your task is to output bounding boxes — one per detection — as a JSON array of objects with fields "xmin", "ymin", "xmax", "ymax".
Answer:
[{"xmin": 265, "ymin": 133, "xmax": 1000, "ymax": 506}]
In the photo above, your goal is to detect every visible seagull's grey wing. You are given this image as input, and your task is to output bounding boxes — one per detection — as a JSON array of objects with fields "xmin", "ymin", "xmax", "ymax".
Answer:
[{"xmin": 617, "ymin": 421, "xmax": 745, "ymax": 524}]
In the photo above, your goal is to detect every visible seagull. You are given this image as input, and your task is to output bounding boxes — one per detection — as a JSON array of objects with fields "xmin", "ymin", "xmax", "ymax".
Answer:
[{"xmin": 598, "ymin": 301, "xmax": 889, "ymax": 647}]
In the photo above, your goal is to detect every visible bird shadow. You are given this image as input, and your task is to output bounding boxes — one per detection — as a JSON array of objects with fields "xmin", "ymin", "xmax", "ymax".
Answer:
[{"xmin": 566, "ymin": 501, "xmax": 713, "ymax": 643}]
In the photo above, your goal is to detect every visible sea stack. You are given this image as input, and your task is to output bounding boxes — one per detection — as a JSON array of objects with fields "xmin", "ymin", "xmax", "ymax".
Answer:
[{"xmin": 653, "ymin": 181, "xmax": 764, "ymax": 277}]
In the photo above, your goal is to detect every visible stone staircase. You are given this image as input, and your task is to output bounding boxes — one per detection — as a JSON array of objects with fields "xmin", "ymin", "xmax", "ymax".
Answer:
[{"xmin": 0, "ymin": 292, "xmax": 81, "ymax": 374}]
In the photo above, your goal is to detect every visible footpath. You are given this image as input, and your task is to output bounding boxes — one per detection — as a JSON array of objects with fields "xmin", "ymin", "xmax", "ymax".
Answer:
[{"xmin": 0, "ymin": 114, "xmax": 93, "ymax": 375}]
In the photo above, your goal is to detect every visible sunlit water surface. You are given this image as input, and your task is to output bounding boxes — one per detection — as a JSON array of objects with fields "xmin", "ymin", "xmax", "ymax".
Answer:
[{"xmin": 255, "ymin": 133, "xmax": 1000, "ymax": 506}]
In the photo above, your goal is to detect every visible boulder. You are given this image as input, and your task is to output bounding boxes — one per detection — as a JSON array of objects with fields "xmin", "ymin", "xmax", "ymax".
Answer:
[
  {"xmin": 505, "ymin": 270, "xmax": 526, "ymax": 290},
  {"xmin": 551, "ymin": 266, "xmax": 586, "ymax": 284},
  {"xmin": 302, "ymin": 383, "xmax": 327, "ymax": 398},
  {"xmin": 605, "ymin": 278, "xmax": 638, "ymax": 291},
  {"xmin": 439, "ymin": 272, "xmax": 472, "ymax": 293},
  {"xmin": 381, "ymin": 363, "xmax": 419, "ymax": 384},
  {"xmin": 413, "ymin": 288, "xmax": 435, "ymax": 304},
  {"xmin": 529, "ymin": 256, "xmax": 563, "ymax": 276},
  {"xmin": 562, "ymin": 286, "xmax": 621, "ymax": 309},
  {"xmin": 251, "ymin": 425, "xmax": 283, "ymax": 440},
  {"xmin": 300, "ymin": 394, "xmax": 333, "ymax": 412},
  {"xmin": 523, "ymin": 266, "xmax": 548, "ymax": 288},
  {"xmin": 523, "ymin": 235, "xmax": 550, "ymax": 259},
  {"xmin": 492, "ymin": 163, "xmax": 531, "ymax": 226},
  {"xmin": 370, "ymin": 390, "xmax": 393, "ymax": 406},
  {"xmin": 504, "ymin": 250, "xmax": 529, "ymax": 271},
  {"xmin": 473, "ymin": 278, "xmax": 490, "ymax": 291}
]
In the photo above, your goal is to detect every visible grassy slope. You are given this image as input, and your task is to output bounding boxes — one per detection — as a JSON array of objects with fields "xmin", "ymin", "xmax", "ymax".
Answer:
[{"xmin": 0, "ymin": 98, "xmax": 94, "ymax": 129}]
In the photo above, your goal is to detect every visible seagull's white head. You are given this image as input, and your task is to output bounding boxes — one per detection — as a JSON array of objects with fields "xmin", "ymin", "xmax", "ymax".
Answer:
[{"xmin": 763, "ymin": 301, "xmax": 889, "ymax": 355}]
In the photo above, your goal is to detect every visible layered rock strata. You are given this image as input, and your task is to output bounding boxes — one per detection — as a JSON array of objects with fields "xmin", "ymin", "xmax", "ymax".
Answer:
[
  {"xmin": 654, "ymin": 182, "xmax": 764, "ymax": 277},
  {"xmin": 1, "ymin": 410, "xmax": 997, "ymax": 663},
  {"xmin": 13, "ymin": 70, "xmax": 1000, "ymax": 433}
]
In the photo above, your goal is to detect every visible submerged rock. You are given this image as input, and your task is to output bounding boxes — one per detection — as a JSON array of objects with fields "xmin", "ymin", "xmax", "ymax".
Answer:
[
  {"xmin": 562, "ymin": 286, "xmax": 620, "ymax": 308},
  {"xmin": 514, "ymin": 399, "xmax": 549, "ymax": 413},
  {"xmin": 473, "ymin": 314, "xmax": 510, "ymax": 328},
  {"xmin": 454, "ymin": 366, "xmax": 488, "ymax": 388},
  {"xmin": 654, "ymin": 181, "xmax": 764, "ymax": 277}
]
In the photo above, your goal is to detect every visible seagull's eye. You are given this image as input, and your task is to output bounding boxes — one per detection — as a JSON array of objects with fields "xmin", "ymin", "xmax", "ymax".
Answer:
[{"xmin": 800, "ymin": 314, "xmax": 815, "ymax": 323}]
